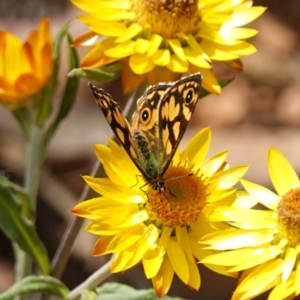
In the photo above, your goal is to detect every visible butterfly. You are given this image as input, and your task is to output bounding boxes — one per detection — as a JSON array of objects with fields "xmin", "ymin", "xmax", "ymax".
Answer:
[{"xmin": 89, "ymin": 73, "xmax": 202, "ymax": 193}]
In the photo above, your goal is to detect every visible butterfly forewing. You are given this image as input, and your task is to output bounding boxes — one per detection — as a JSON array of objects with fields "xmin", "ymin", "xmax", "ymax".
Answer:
[
  {"xmin": 157, "ymin": 73, "xmax": 202, "ymax": 173},
  {"xmin": 89, "ymin": 83, "xmax": 150, "ymax": 178}
]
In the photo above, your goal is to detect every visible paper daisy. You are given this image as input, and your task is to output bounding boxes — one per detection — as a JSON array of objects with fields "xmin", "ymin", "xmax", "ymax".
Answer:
[
  {"xmin": 201, "ymin": 147, "xmax": 300, "ymax": 300},
  {"xmin": 71, "ymin": 0, "xmax": 266, "ymax": 94},
  {"xmin": 72, "ymin": 128, "xmax": 248, "ymax": 297}
]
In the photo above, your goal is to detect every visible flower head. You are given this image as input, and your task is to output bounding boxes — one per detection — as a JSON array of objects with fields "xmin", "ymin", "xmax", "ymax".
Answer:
[
  {"xmin": 201, "ymin": 147, "xmax": 300, "ymax": 300},
  {"xmin": 0, "ymin": 18, "xmax": 53, "ymax": 108},
  {"xmin": 72, "ymin": 0, "xmax": 266, "ymax": 94},
  {"xmin": 72, "ymin": 128, "xmax": 248, "ymax": 296}
]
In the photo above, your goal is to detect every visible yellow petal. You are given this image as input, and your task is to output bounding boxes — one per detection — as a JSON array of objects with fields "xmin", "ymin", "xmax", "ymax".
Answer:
[
  {"xmin": 152, "ymin": 255, "xmax": 174, "ymax": 297},
  {"xmin": 198, "ymin": 68, "xmax": 221, "ymax": 94},
  {"xmin": 241, "ymin": 179, "xmax": 279, "ymax": 211},
  {"xmin": 183, "ymin": 47, "xmax": 211, "ymax": 68},
  {"xmin": 201, "ymin": 40, "xmax": 240, "ymax": 60},
  {"xmin": 200, "ymin": 150, "xmax": 228, "ymax": 178},
  {"xmin": 167, "ymin": 54, "xmax": 188, "ymax": 73},
  {"xmin": 93, "ymin": 236, "xmax": 114, "ymax": 255},
  {"xmin": 209, "ymin": 165, "xmax": 249, "ymax": 189},
  {"xmin": 80, "ymin": 37, "xmax": 117, "ymax": 67},
  {"xmin": 230, "ymin": 247, "xmax": 282, "ymax": 272},
  {"xmin": 190, "ymin": 237, "xmax": 234, "ymax": 277},
  {"xmin": 83, "ymin": 175, "xmax": 141, "ymax": 199},
  {"xmin": 115, "ymin": 23, "xmax": 143, "ymax": 43},
  {"xmin": 107, "ymin": 226, "xmax": 144, "ymax": 252},
  {"xmin": 94, "ymin": 144, "xmax": 123, "ymax": 183},
  {"xmin": 108, "ymin": 139, "xmax": 141, "ymax": 184},
  {"xmin": 202, "ymin": 247, "xmax": 280, "ymax": 270},
  {"xmin": 72, "ymin": 30, "xmax": 99, "ymax": 47},
  {"xmin": 268, "ymin": 147, "xmax": 300, "ymax": 196},
  {"xmin": 215, "ymin": 207, "xmax": 276, "ymax": 230},
  {"xmin": 269, "ymin": 272, "xmax": 296, "ymax": 300},
  {"xmin": 134, "ymin": 38, "xmax": 150, "ymax": 54},
  {"xmin": 235, "ymin": 260, "xmax": 283, "ymax": 296},
  {"xmin": 186, "ymin": 34, "xmax": 211, "ymax": 62},
  {"xmin": 168, "ymin": 39, "xmax": 186, "ymax": 62},
  {"xmin": 151, "ymin": 49, "xmax": 170, "ymax": 66},
  {"xmin": 176, "ymin": 226, "xmax": 193, "ymax": 260},
  {"xmin": 167, "ymin": 237, "xmax": 189, "ymax": 283},
  {"xmin": 186, "ymin": 257, "xmax": 201, "ymax": 290},
  {"xmin": 143, "ymin": 246, "xmax": 164, "ymax": 278},
  {"xmin": 105, "ymin": 40, "xmax": 135, "ymax": 57},
  {"xmin": 282, "ymin": 247, "xmax": 297, "ymax": 282},
  {"xmin": 147, "ymin": 34, "xmax": 163, "ymax": 56},
  {"xmin": 201, "ymin": 229, "xmax": 273, "ymax": 250},
  {"xmin": 226, "ymin": 7, "xmax": 267, "ymax": 27},
  {"xmin": 295, "ymin": 261, "xmax": 300, "ymax": 294},
  {"xmin": 181, "ymin": 127, "xmax": 211, "ymax": 167},
  {"xmin": 111, "ymin": 249, "xmax": 137, "ymax": 272},
  {"xmin": 198, "ymin": 22, "xmax": 241, "ymax": 46},
  {"xmin": 220, "ymin": 27, "xmax": 258, "ymax": 40},
  {"xmin": 207, "ymin": 188, "xmax": 236, "ymax": 206},
  {"xmin": 86, "ymin": 220, "xmax": 120, "ymax": 235},
  {"xmin": 111, "ymin": 224, "xmax": 158, "ymax": 272},
  {"xmin": 233, "ymin": 191, "xmax": 259, "ymax": 209},
  {"xmin": 129, "ymin": 53, "xmax": 156, "ymax": 74},
  {"xmin": 77, "ymin": 14, "xmax": 127, "ymax": 36}
]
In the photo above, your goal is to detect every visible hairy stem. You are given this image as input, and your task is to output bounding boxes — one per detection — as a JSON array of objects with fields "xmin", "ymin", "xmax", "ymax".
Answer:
[
  {"xmin": 67, "ymin": 259, "xmax": 111, "ymax": 300},
  {"xmin": 15, "ymin": 112, "xmax": 43, "ymax": 294}
]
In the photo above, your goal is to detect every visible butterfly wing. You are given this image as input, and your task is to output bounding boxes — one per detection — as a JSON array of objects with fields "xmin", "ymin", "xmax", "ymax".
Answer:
[
  {"xmin": 157, "ymin": 73, "xmax": 202, "ymax": 174},
  {"xmin": 89, "ymin": 83, "xmax": 149, "ymax": 178},
  {"xmin": 131, "ymin": 82, "xmax": 173, "ymax": 140},
  {"xmin": 90, "ymin": 73, "xmax": 202, "ymax": 185}
]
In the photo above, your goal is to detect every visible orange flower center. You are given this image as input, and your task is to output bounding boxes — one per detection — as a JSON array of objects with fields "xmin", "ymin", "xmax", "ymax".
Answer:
[
  {"xmin": 145, "ymin": 165, "xmax": 207, "ymax": 227},
  {"xmin": 277, "ymin": 187, "xmax": 300, "ymax": 246},
  {"xmin": 132, "ymin": 0, "xmax": 200, "ymax": 38}
]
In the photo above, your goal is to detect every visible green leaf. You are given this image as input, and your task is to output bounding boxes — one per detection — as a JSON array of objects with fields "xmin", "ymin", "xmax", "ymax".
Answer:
[
  {"xmin": 200, "ymin": 77, "xmax": 234, "ymax": 98},
  {"xmin": 42, "ymin": 33, "xmax": 79, "ymax": 153},
  {"xmin": 0, "ymin": 275, "xmax": 69, "ymax": 300},
  {"xmin": 67, "ymin": 63, "xmax": 121, "ymax": 82},
  {"xmin": 0, "ymin": 174, "xmax": 33, "ymax": 219},
  {"xmin": 35, "ymin": 21, "xmax": 72, "ymax": 126},
  {"xmin": 88, "ymin": 283, "xmax": 184, "ymax": 300},
  {"xmin": 0, "ymin": 177, "xmax": 50, "ymax": 274}
]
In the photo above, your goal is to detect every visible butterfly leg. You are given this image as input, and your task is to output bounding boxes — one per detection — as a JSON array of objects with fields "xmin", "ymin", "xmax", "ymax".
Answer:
[{"xmin": 130, "ymin": 174, "xmax": 144, "ymax": 189}]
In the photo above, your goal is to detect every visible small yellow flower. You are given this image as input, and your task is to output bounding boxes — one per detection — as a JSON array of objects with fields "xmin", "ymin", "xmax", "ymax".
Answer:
[
  {"xmin": 0, "ymin": 18, "xmax": 53, "ymax": 108},
  {"xmin": 72, "ymin": 0, "xmax": 266, "ymax": 94},
  {"xmin": 201, "ymin": 147, "xmax": 300, "ymax": 300},
  {"xmin": 72, "ymin": 128, "xmax": 248, "ymax": 297}
]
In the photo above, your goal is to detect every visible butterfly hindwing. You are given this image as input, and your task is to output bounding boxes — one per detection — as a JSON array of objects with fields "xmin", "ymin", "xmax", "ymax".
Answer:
[{"xmin": 131, "ymin": 82, "xmax": 173, "ymax": 141}]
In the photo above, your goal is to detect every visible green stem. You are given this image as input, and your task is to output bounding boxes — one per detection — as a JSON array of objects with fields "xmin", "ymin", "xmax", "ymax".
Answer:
[
  {"xmin": 50, "ymin": 83, "xmax": 147, "ymax": 280},
  {"xmin": 15, "ymin": 112, "xmax": 43, "ymax": 282},
  {"xmin": 67, "ymin": 259, "xmax": 111, "ymax": 300}
]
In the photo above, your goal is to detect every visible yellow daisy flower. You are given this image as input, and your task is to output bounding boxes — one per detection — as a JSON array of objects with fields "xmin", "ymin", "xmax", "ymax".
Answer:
[
  {"xmin": 0, "ymin": 18, "xmax": 53, "ymax": 109},
  {"xmin": 71, "ymin": 0, "xmax": 266, "ymax": 94},
  {"xmin": 72, "ymin": 128, "xmax": 248, "ymax": 297},
  {"xmin": 201, "ymin": 147, "xmax": 300, "ymax": 300}
]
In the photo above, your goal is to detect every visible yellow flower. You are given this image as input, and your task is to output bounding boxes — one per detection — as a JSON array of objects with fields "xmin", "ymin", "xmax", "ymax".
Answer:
[
  {"xmin": 0, "ymin": 18, "xmax": 53, "ymax": 108},
  {"xmin": 201, "ymin": 147, "xmax": 300, "ymax": 300},
  {"xmin": 71, "ymin": 0, "xmax": 266, "ymax": 94},
  {"xmin": 72, "ymin": 128, "xmax": 248, "ymax": 297}
]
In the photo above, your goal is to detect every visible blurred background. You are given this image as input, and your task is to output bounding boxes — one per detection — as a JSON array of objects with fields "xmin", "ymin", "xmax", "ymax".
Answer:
[{"xmin": 1, "ymin": 0, "xmax": 300, "ymax": 299}]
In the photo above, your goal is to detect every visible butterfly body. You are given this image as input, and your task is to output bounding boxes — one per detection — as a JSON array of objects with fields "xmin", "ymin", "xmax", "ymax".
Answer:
[{"xmin": 90, "ymin": 73, "xmax": 202, "ymax": 192}]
